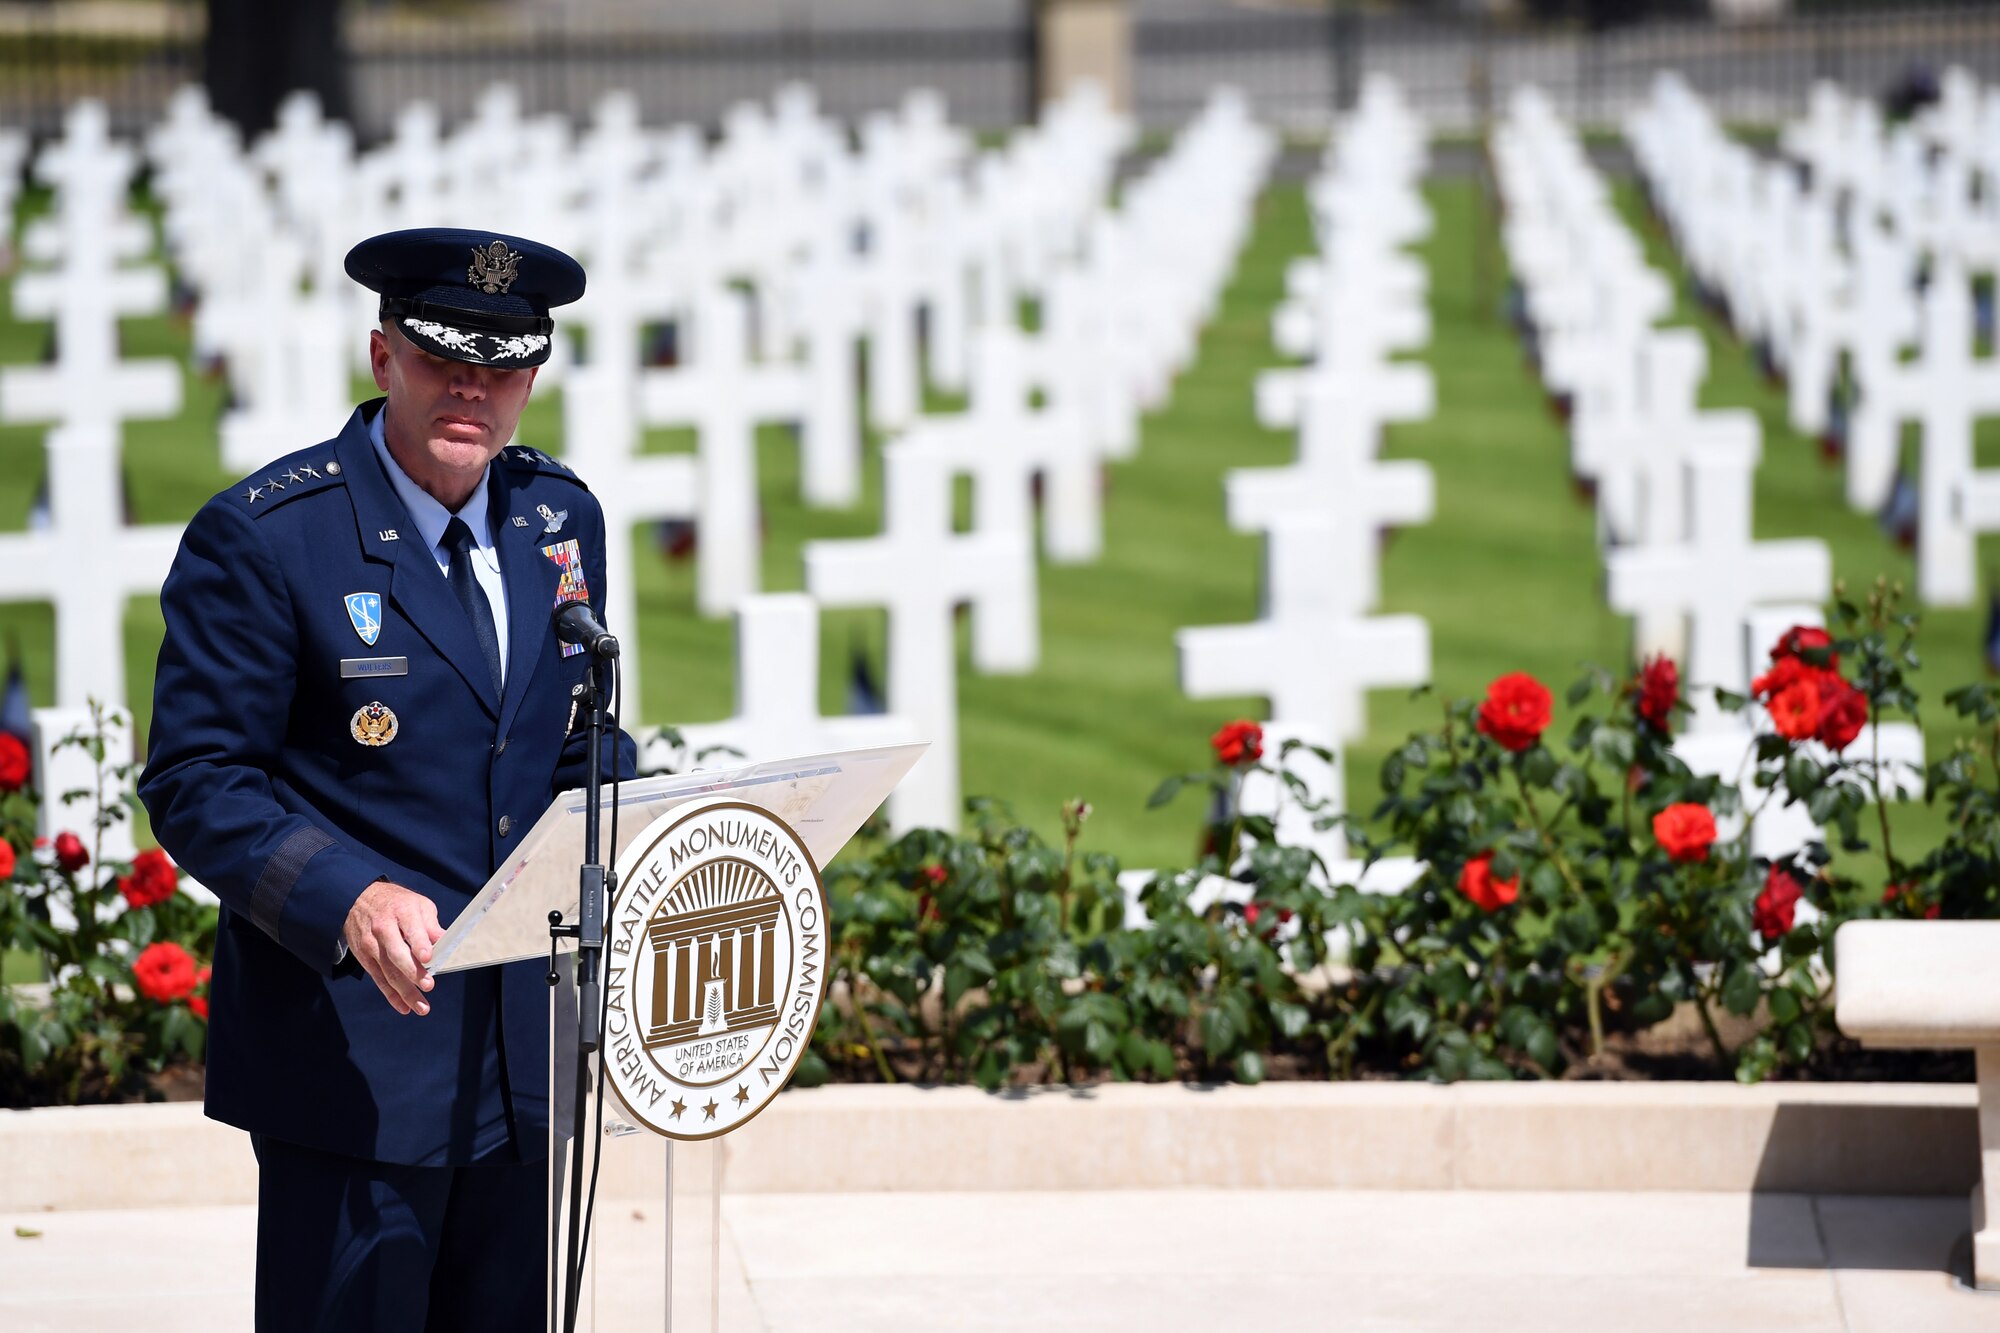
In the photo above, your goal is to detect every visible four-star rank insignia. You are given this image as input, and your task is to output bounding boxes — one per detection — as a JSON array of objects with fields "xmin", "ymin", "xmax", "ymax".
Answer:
[
  {"xmin": 350, "ymin": 701, "xmax": 399, "ymax": 747},
  {"xmin": 468, "ymin": 240, "xmax": 522, "ymax": 295}
]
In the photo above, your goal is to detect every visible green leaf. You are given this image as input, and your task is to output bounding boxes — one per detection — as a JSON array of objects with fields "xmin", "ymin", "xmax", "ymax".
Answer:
[
  {"xmin": 1766, "ymin": 986, "xmax": 1801, "ymax": 1025},
  {"xmin": 1146, "ymin": 775, "xmax": 1189, "ymax": 809},
  {"xmin": 1269, "ymin": 1001, "xmax": 1310, "ymax": 1040},
  {"xmin": 1118, "ymin": 1030, "xmax": 1175, "ymax": 1080},
  {"xmin": 1233, "ymin": 1049, "xmax": 1267, "ymax": 1084},
  {"xmin": 1198, "ymin": 1004, "xmax": 1238, "ymax": 1057},
  {"xmin": 1720, "ymin": 964, "xmax": 1762, "ymax": 1017},
  {"xmin": 1525, "ymin": 1023, "xmax": 1559, "ymax": 1071}
]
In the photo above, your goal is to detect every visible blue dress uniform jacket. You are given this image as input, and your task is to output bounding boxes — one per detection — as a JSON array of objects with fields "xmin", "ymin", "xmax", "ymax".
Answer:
[{"xmin": 140, "ymin": 399, "xmax": 638, "ymax": 1167}]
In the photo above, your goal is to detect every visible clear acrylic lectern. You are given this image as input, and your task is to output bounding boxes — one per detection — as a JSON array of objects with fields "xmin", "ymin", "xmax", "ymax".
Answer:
[{"xmin": 430, "ymin": 743, "xmax": 925, "ymax": 1333}]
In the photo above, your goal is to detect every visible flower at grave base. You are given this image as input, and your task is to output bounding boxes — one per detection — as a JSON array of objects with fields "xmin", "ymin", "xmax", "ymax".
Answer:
[
  {"xmin": 1769, "ymin": 625, "xmax": 1837, "ymax": 670},
  {"xmin": 0, "ymin": 840, "xmax": 14, "ymax": 880},
  {"xmin": 1456, "ymin": 854, "xmax": 1521, "ymax": 913},
  {"xmin": 1635, "ymin": 655, "xmax": 1679, "ymax": 732},
  {"xmin": 1766, "ymin": 674, "xmax": 1824, "ymax": 742},
  {"xmin": 1815, "ymin": 679, "xmax": 1869, "ymax": 752},
  {"xmin": 0, "ymin": 733, "xmax": 28, "ymax": 793},
  {"xmin": 1209, "ymin": 720, "xmax": 1264, "ymax": 767},
  {"xmin": 190, "ymin": 966, "xmax": 212, "ymax": 1021},
  {"xmin": 117, "ymin": 848, "xmax": 178, "ymax": 909},
  {"xmin": 1754, "ymin": 864, "xmax": 1805, "ymax": 943},
  {"xmin": 53, "ymin": 832, "xmax": 89, "ymax": 875},
  {"xmin": 1652, "ymin": 803, "xmax": 1717, "ymax": 864},
  {"xmin": 1477, "ymin": 673, "xmax": 1553, "ymax": 753},
  {"xmin": 1882, "ymin": 883, "xmax": 1942, "ymax": 921},
  {"xmin": 1242, "ymin": 900, "xmax": 1294, "ymax": 939},
  {"xmin": 133, "ymin": 941, "xmax": 197, "ymax": 1004}
]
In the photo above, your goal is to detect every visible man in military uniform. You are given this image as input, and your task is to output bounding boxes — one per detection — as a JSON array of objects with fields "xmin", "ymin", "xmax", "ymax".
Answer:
[{"xmin": 140, "ymin": 228, "xmax": 638, "ymax": 1331}]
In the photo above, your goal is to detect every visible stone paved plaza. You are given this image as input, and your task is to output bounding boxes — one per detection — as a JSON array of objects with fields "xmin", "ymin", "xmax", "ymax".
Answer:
[{"xmin": 5, "ymin": 1189, "xmax": 1995, "ymax": 1332}]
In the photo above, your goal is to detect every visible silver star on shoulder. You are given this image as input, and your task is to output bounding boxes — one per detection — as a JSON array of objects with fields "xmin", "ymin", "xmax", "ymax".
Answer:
[
  {"xmin": 244, "ymin": 484, "xmax": 264, "ymax": 503},
  {"xmin": 264, "ymin": 475, "xmax": 286, "ymax": 491},
  {"xmin": 284, "ymin": 468, "xmax": 304, "ymax": 485},
  {"xmin": 299, "ymin": 464, "xmax": 321, "ymax": 480}
]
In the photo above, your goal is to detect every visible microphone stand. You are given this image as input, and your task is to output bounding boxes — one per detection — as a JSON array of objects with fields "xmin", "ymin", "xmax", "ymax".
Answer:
[{"xmin": 548, "ymin": 635, "xmax": 615, "ymax": 1332}]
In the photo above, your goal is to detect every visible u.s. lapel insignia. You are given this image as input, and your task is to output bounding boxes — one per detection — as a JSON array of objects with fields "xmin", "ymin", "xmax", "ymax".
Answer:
[
  {"xmin": 541, "ymin": 538, "xmax": 591, "ymax": 658},
  {"xmin": 512, "ymin": 515, "xmax": 531, "ymax": 528},
  {"xmin": 537, "ymin": 503, "xmax": 569, "ymax": 535},
  {"xmin": 344, "ymin": 592, "xmax": 383, "ymax": 647},
  {"xmin": 350, "ymin": 701, "xmax": 399, "ymax": 747}
]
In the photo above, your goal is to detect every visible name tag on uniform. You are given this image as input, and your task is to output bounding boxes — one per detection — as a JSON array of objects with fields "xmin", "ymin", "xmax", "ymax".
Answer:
[{"xmin": 340, "ymin": 656, "xmax": 410, "ymax": 679}]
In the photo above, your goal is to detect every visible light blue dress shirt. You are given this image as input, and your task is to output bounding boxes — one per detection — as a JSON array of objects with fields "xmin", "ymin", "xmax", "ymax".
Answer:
[{"xmin": 368, "ymin": 411, "xmax": 510, "ymax": 685}]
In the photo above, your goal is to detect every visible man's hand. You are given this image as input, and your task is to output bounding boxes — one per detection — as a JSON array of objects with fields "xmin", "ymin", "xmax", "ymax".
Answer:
[{"xmin": 344, "ymin": 881, "xmax": 444, "ymax": 1016}]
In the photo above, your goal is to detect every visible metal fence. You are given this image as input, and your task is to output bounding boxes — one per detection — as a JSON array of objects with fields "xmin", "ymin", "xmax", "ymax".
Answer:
[
  {"xmin": 1, "ymin": 2, "xmax": 1998, "ymax": 144},
  {"xmin": 1135, "ymin": 3, "xmax": 2000, "ymax": 133}
]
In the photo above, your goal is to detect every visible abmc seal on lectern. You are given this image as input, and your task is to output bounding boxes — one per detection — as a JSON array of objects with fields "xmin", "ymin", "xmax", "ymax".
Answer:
[{"xmin": 603, "ymin": 800, "xmax": 828, "ymax": 1140}]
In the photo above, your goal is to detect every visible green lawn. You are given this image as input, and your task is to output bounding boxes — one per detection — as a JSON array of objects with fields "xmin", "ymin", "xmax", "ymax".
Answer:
[{"xmin": 0, "ymin": 170, "xmax": 1985, "ymax": 877}]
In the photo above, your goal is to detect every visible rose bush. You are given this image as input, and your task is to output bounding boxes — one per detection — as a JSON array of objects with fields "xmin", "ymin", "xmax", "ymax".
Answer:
[
  {"xmin": 1, "ymin": 705, "xmax": 214, "ymax": 1106},
  {"xmin": 8, "ymin": 584, "xmax": 1996, "ymax": 1101}
]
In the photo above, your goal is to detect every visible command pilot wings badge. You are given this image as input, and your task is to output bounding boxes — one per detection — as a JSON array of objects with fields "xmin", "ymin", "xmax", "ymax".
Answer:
[
  {"xmin": 536, "ymin": 503, "xmax": 568, "ymax": 535},
  {"xmin": 344, "ymin": 592, "xmax": 383, "ymax": 647}
]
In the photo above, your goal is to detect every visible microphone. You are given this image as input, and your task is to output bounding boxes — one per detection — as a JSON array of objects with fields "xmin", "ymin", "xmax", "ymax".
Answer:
[{"xmin": 551, "ymin": 599, "xmax": 620, "ymax": 659}]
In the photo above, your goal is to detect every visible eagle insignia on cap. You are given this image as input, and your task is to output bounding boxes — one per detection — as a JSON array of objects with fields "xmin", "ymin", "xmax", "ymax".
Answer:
[{"xmin": 468, "ymin": 240, "xmax": 522, "ymax": 295}]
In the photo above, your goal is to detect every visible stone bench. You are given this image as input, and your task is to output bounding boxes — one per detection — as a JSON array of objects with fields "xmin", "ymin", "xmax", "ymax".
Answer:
[{"xmin": 1834, "ymin": 920, "xmax": 2000, "ymax": 1289}]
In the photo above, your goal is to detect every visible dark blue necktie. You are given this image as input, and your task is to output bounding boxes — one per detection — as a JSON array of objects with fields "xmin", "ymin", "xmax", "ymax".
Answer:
[{"xmin": 442, "ymin": 517, "xmax": 503, "ymax": 695}]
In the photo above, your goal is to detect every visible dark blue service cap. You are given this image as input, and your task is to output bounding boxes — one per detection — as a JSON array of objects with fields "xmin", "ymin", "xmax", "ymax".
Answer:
[{"xmin": 344, "ymin": 227, "xmax": 585, "ymax": 369}]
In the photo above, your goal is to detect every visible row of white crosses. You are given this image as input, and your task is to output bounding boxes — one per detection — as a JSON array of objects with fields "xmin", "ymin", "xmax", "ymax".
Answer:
[
  {"xmin": 1498, "ymin": 85, "xmax": 1922, "ymax": 861},
  {"xmin": 137, "ymin": 79, "xmax": 1132, "ymax": 690},
  {"xmin": 1170, "ymin": 75, "xmax": 1432, "ymax": 901},
  {"xmin": 1630, "ymin": 73, "xmax": 2000, "ymax": 609},
  {"xmin": 803, "ymin": 90, "xmax": 1275, "ymax": 833},
  {"xmin": 0, "ymin": 101, "xmax": 189, "ymax": 859}
]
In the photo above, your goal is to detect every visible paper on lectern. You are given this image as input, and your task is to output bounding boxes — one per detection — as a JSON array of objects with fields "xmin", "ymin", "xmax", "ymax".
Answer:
[{"xmin": 429, "ymin": 741, "xmax": 925, "ymax": 974}]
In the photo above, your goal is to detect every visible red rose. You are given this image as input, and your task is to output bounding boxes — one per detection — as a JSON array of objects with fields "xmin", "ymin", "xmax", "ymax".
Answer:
[
  {"xmin": 190, "ymin": 966, "xmax": 212, "ymax": 1020},
  {"xmin": 1653, "ymin": 803, "xmax": 1717, "ymax": 864},
  {"xmin": 921, "ymin": 864, "xmax": 948, "ymax": 886},
  {"xmin": 1750, "ymin": 654, "xmax": 1813, "ymax": 700},
  {"xmin": 1210, "ymin": 719, "xmax": 1264, "ymax": 767},
  {"xmin": 1242, "ymin": 900, "xmax": 1294, "ymax": 938},
  {"xmin": 0, "ymin": 733, "xmax": 28, "ymax": 793},
  {"xmin": 1636, "ymin": 655, "xmax": 1679, "ymax": 732},
  {"xmin": 1457, "ymin": 853, "xmax": 1521, "ymax": 913},
  {"xmin": 117, "ymin": 848, "xmax": 179, "ymax": 909},
  {"xmin": 1882, "ymin": 883, "xmax": 1942, "ymax": 920},
  {"xmin": 133, "ymin": 941, "xmax": 197, "ymax": 1003},
  {"xmin": 1754, "ymin": 864, "xmax": 1804, "ymax": 942},
  {"xmin": 53, "ymin": 831, "xmax": 88, "ymax": 874},
  {"xmin": 1477, "ymin": 673, "xmax": 1553, "ymax": 752},
  {"xmin": 1815, "ymin": 679, "xmax": 1868, "ymax": 751},
  {"xmin": 1766, "ymin": 677, "xmax": 1823, "ymax": 741},
  {"xmin": 1770, "ymin": 625, "xmax": 1836, "ymax": 669},
  {"xmin": 0, "ymin": 840, "xmax": 14, "ymax": 880}
]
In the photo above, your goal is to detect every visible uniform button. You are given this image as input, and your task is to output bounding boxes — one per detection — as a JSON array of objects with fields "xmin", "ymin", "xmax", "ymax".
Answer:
[
  {"xmin": 495, "ymin": 737, "xmax": 508, "ymax": 755},
  {"xmin": 498, "ymin": 815, "xmax": 512, "ymax": 837}
]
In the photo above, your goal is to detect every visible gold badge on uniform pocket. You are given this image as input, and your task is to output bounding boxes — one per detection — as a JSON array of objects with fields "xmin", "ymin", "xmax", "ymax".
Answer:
[{"xmin": 351, "ymin": 701, "xmax": 399, "ymax": 747}]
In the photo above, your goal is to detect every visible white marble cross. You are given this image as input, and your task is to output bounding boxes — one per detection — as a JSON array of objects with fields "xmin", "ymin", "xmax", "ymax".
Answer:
[
  {"xmin": 1607, "ymin": 445, "xmax": 1829, "ymax": 714},
  {"xmin": 804, "ymin": 444, "xmax": 1037, "ymax": 831},
  {"xmin": 903, "ymin": 325, "xmax": 1102, "ymax": 563},
  {"xmin": 638, "ymin": 286, "xmax": 807, "ymax": 616},
  {"xmin": 1898, "ymin": 264, "xmax": 2000, "ymax": 607},
  {"xmin": 1225, "ymin": 393, "xmax": 1433, "ymax": 618},
  {"xmin": 635, "ymin": 593, "xmax": 919, "ymax": 772},
  {"xmin": 0, "ymin": 429, "xmax": 183, "ymax": 710},
  {"xmin": 1177, "ymin": 515, "xmax": 1431, "ymax": 745}
]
